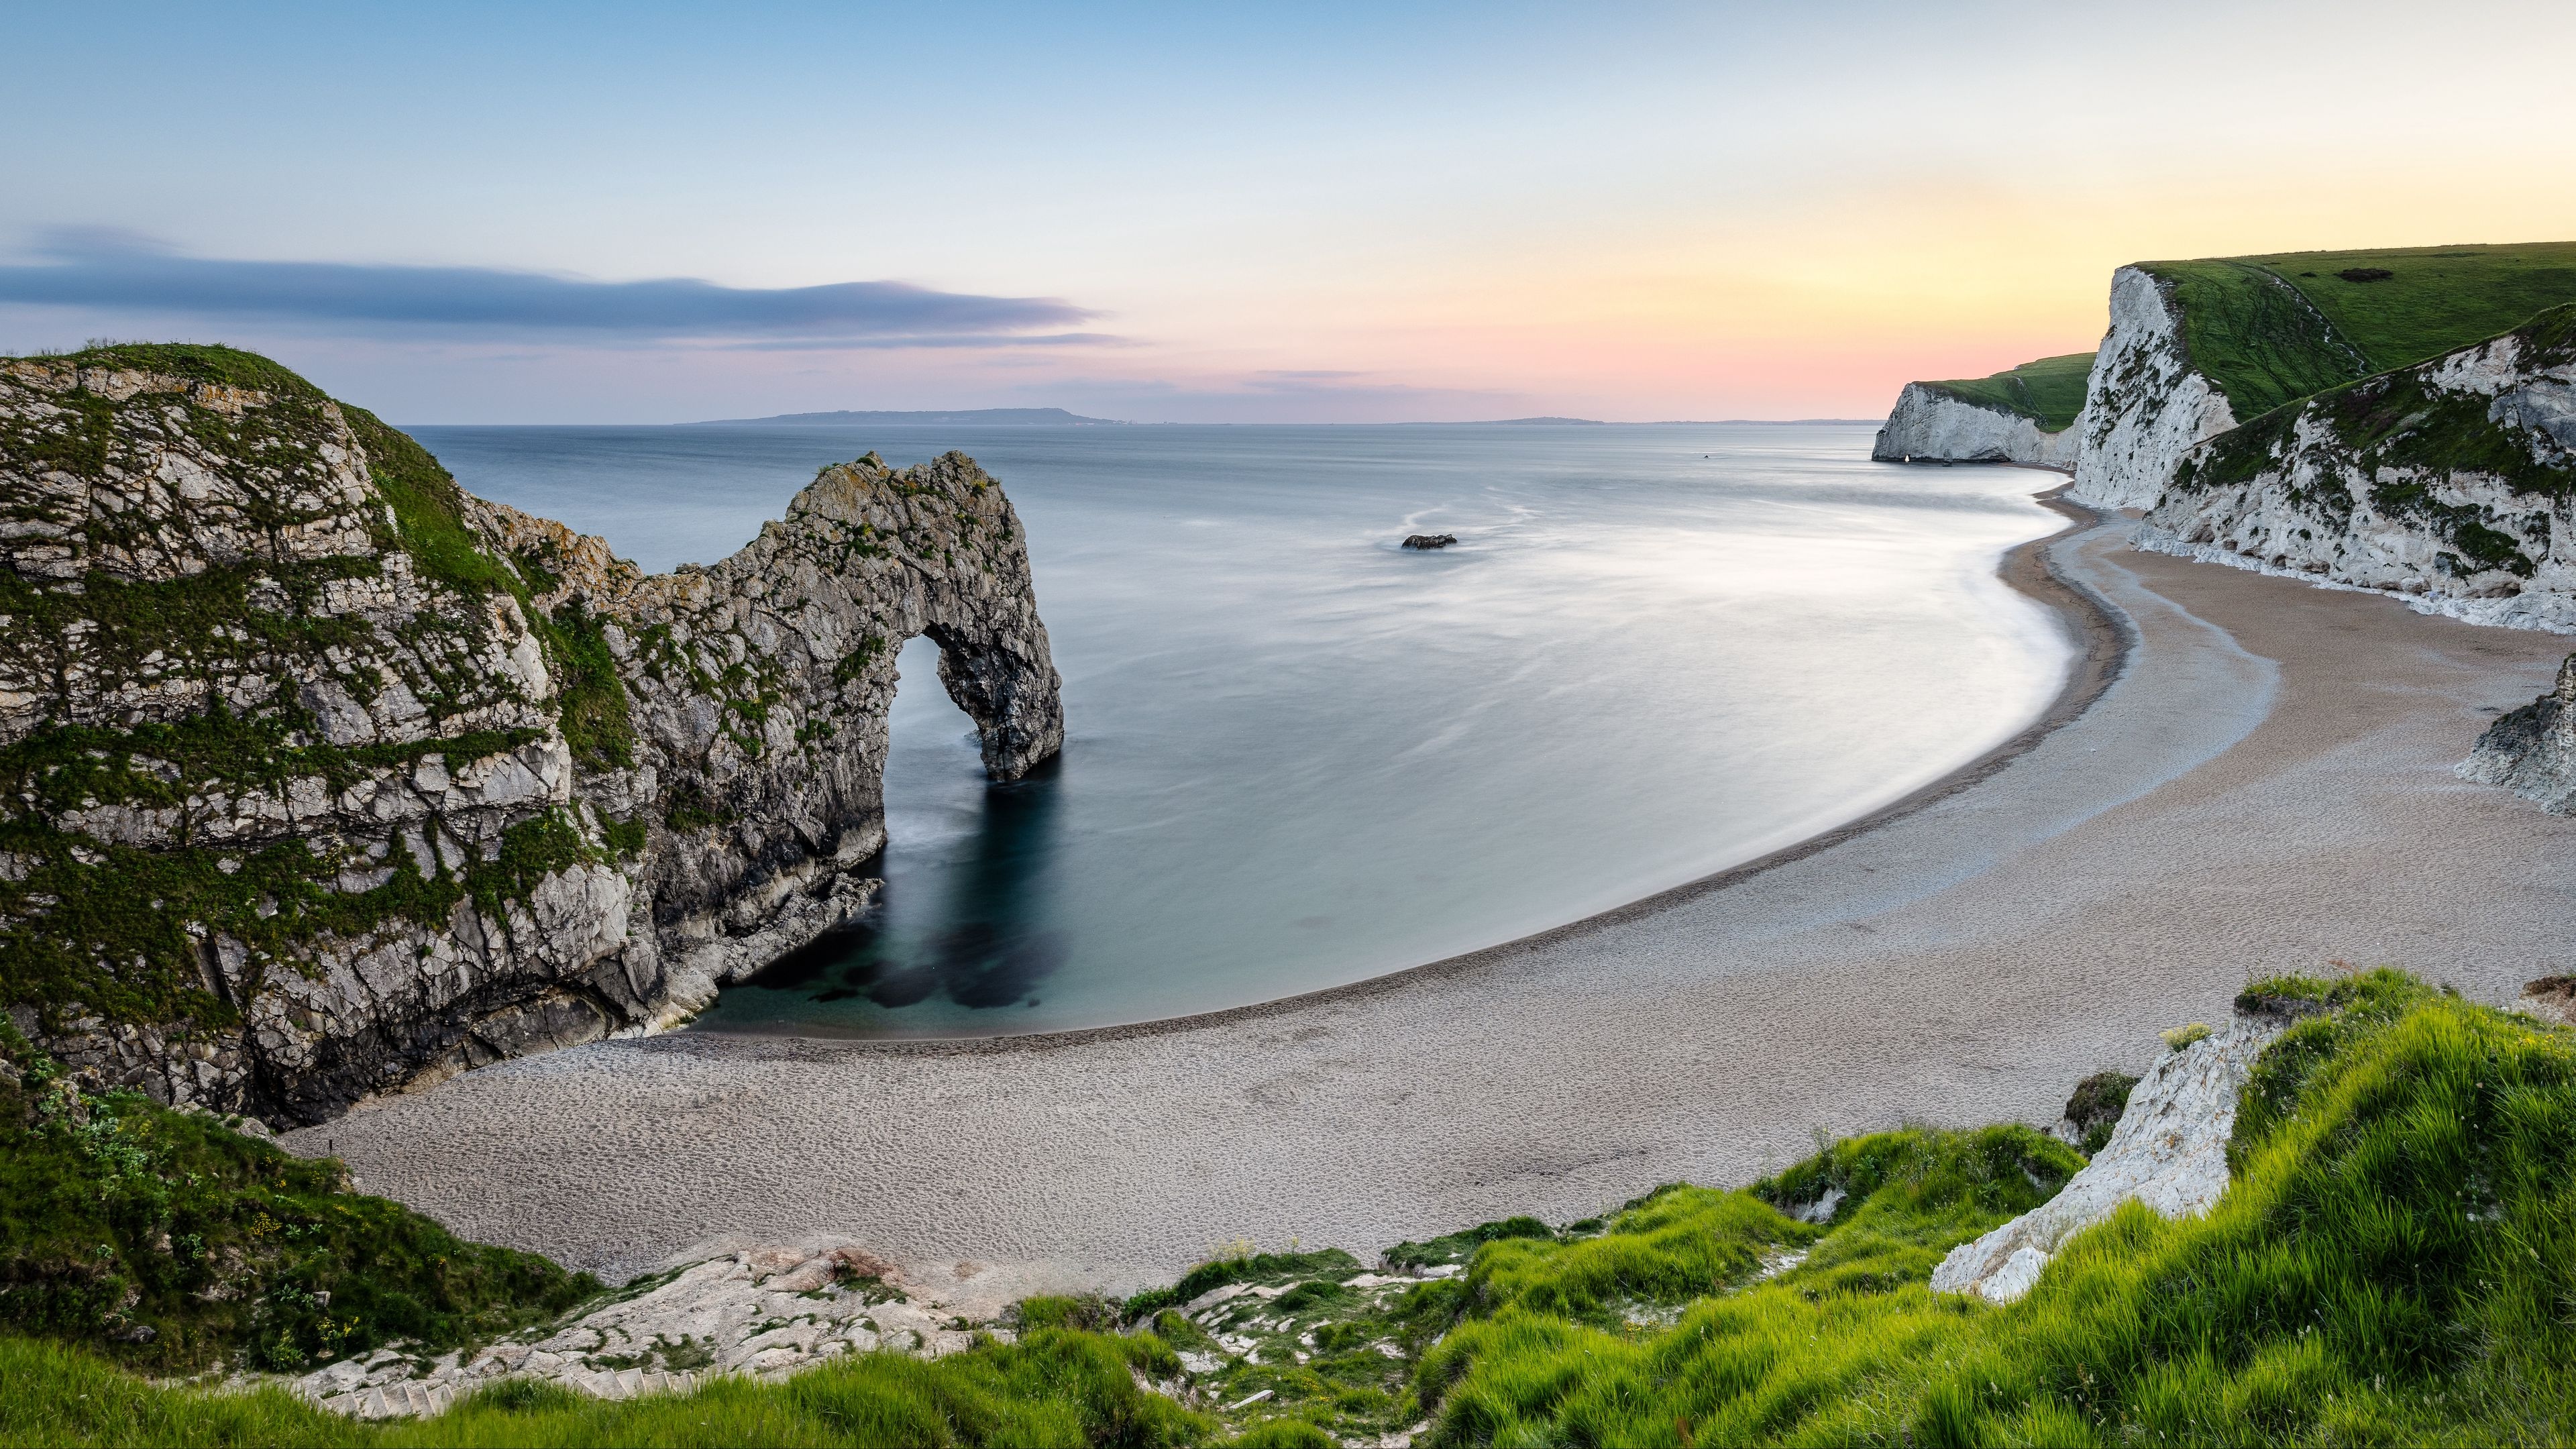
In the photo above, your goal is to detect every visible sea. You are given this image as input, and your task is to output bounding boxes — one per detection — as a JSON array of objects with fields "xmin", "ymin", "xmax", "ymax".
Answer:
[{"xmin": 404, "ymin": 421, "xmax": 2072, "ymax": 1038}]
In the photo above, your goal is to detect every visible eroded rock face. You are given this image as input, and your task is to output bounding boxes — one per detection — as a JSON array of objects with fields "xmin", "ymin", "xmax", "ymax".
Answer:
[
  {"xmin": 2459, "ymin": 653, "xmax": 2576, "ymax": 813},
  {"xmin": 2135, "ymin": 309, "xmax": 2576, "ymax": 632},
  {"xmin": 2071, "ymin": 266, "xmax": 2240, "ymax": 511},
  {"xmin": 285, "ymin": 1240, "xmax": 990, "ymax": 1419},
  {"xmin": 471, "ymin": 451, "xmax": 1063, "ymax": 1022},
  {"xmin": 1870, "ymin": 383, "xmax": 2078, "ymax": 470},
  {"xmin": 1931, "ymin": 1013, "xmax": 2282, "ymax": 1303},
  {"xmin": 0, "ymin": 347, "xmax": 1059, "ymax": 1124}
]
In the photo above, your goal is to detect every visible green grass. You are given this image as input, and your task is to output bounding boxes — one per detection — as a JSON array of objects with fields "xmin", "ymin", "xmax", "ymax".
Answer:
[
  {"xmin": 9, "ymin": 969, "xmax": 2573, "ymax": 1446},
  {"xmin": 0, "ymin": 1027, "xmax": 595, "ymax": 1378},
  {"xmin": 20, "ymin": 342, "xmax": 333, "ymax": 402},
  {"xmin": 1414, "ymin": 969, "xmax": 2576, "ymax": 1446},
  {"xmin": 0, "ymin": 1326, "xmax": 1211, "ymax": 1448},
  {"xmin": 0, "ymin": 346, "xmax": 643, "ymax": 1050},
  {"xmin": 2171, "ymin": 303, "xmax": 2576, "ymax": 574},
  {"xmin": 2144, "ymin": 240, "xmax": 2576, "ymax": 419},
  {"xmin": 1921, "ymin": 352, "xmax": 2097, "ymax": 432}
]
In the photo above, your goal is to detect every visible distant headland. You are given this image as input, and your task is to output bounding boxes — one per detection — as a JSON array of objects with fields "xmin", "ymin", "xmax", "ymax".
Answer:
[{"xmin": 694, "ymin": 406, "xmax": 1128, "ymax": 426}]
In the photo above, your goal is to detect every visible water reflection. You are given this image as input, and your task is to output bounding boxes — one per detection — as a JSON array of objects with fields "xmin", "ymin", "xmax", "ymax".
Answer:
[
  {"xmin": 738, "ymin": 760, "xmax": 1068, "ymax": 1019},
  {"xmin": 417, "ymin": 421, "xmax": 2068, "ymax": 1037}
]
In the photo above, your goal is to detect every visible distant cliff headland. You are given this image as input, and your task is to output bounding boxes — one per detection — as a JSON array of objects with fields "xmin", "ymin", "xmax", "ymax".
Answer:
[
  {"xmin": 1876, "ymin": 244, "xmax": 2576, "ymax": 627},
  {"xmin": 696, "ymin": 406, "xmax": 1128, "ymax": 427},
  {"xmin": 0, "ymin": 344, "xmax": 1063, "ymax": 1127}
]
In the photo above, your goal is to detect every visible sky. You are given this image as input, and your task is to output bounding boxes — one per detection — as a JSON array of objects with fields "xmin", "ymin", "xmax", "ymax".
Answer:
[{"xmin": 5, "ymin": 1, "xmax": 2575, "ymax": 424}]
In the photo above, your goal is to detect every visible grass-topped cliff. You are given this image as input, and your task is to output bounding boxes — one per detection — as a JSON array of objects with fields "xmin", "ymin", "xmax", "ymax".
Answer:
[
  {"xmin": 0, "ymin": 341, "xmax": 651, "ymax": 1123},
  {"xmin": 0, "ymin": 340, "xmax": 1063, "ymax": 1128},
  {"xmin": 4, "ymin": 967, "xmax": 2573, "ymax": 1445},
  {"xmin": 2142, "ymin": 241, "xmax": 2576, "ymax": 419},
  {"xmin": 1919, "ymin": 351, "xmax": 2097, "ymax": 432}
]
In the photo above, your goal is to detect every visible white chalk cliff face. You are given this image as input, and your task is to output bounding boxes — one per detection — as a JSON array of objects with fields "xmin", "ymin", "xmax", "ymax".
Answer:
[
  {"xmin": 0, "ymin": 353, "xmax": 1061, "ymax": 1125},
  {"xmin": 1870, "ymin": 384, "xmax": 2078, "ymax": 470},
  {"xmin": 2071, "ymin": 267, "xmax": 2239, "ymax": 511},
  {"xmin": 1932, "ymin": 1013, "xmax": 2283, "ymax": 1304},
  {"xmin": 2134, "ymin": 309, "xmax": 2576, "ymax": 631}
]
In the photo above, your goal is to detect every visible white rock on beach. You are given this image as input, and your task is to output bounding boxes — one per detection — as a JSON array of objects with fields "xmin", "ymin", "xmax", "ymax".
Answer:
[{"xmin": 1930, "ymin": 1014, "xmax": 2283, "ymax": 1303}]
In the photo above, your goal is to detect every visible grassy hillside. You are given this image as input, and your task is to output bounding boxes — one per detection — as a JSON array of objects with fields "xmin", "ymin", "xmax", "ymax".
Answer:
[
  {"xmin": 1921, "ymin": 351, "xmax": 2096, "ymax": 431},
  {"xmin": 2145, "ymin": 240, "xmax": 2576, "ymax": 418},
  {"xmin": 0, "ymin": 1024, "xmax": 596, "ymax": 1378},
  {"xmin": 7, "ymin": 968, "xmax": 2573, "ymax": 1445}
]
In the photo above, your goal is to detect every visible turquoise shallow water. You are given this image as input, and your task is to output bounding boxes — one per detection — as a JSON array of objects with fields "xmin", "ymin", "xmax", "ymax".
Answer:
[{"xmin": 406, "ymin": 423, "xmax": 2070, "ymax": 1037}]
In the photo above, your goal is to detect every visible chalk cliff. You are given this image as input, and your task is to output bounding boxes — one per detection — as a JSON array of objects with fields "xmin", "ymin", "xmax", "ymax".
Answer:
[
  {"xmin": 2134, "ymin": 305, "xmax": 2576, "ymax": 630},
  {"xmin": 2070, "ymin": 267, "xmax": 2239, "ymax": 510},
  {"xmin": 1870, "ymin": 383, "xmax": 2078, "ymax": 469},
  {"xmin": 0, "ymin": 345, "xmax": 1060, "ymax": 1125}
]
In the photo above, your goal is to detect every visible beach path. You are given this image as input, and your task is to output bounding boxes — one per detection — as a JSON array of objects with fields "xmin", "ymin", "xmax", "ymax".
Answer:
[{"xmin": 285, "ymin": 522, "xmax": 2576, "ymax": 1293}]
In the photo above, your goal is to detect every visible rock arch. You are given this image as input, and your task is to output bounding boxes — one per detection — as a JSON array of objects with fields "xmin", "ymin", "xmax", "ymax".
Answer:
[{"xmin": 482, "ymin": 449, "xmax": 1065, "ymax": 1022}]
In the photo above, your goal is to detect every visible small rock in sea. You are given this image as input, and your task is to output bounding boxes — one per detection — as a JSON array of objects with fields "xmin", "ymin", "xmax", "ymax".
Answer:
[{"xmin": 1401, "ymin": 533, "xmax": 1458, "ymax": 550}]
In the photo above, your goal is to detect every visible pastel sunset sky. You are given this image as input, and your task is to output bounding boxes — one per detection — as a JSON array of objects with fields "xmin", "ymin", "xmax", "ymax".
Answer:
[{"xmin": 6, "ymin": 1, "xmax": 2572, "ymax": 423}]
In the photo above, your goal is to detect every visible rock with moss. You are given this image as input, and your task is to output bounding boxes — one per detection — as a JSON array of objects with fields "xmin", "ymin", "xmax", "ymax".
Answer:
[
  {"xmin": 2459, "ymin": 651, "xmax": 2576, "ymax": 812},
  {"xmin": 0, "ymin": 344, "xmax": 1061, "ymax": 1125},
  {"xmin": 1931, "ymin": 1008, "xmax": 2282, "ymax": 1303},
  {"xmin": 2133, "ymin": 305, "xmax": 2576, "ymax": 628}
]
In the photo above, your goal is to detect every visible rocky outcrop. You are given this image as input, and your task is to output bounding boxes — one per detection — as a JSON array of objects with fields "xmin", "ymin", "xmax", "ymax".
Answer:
[
  {"xmin": 2070, "ymin": 266, "xmax": 2239, "ymax": 510},
  {"xmin": 1871, "ymin": 383, "xmax": 2078, "ymax": 470},
  {"xmin": 1931, "ymin": 1012, "xmax": 2282, "ymax": 1303},
  {"xmin": 2459, "ymin": 652, "xmax": 2576, "ymax": 812},
  {"xmin": 287, "ymin": 1240, "xmax": 991, "ymax": 1419},
  {"xmin": 2135, "ymin": 306, "xmax": 2576, "ymax": 631},
  {"xmin": 0, "ymin": 345, "xmax": 1060, "ymax": 1125},
  {"xmin": 468, "ymin": 451, "xmax": 1063, "ymax": 1026}
]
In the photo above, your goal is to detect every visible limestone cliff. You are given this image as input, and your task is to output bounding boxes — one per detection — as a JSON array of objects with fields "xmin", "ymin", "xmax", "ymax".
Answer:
[
  {"xmin": 2460, "ymin": 653, "xmax": 2576, "ymax": 812},
  {"xmin": 2134, "ymin": 305, "xmax": 2576, "ymax": 630},
  {"xmin": 1870, "ymin": 383, "xmax": 2078, "ymax": 469},
  {"xmin": 2070, "ymin": 266, "xmax": 2241, "ymax": 510},
  {"xmin": 0, "ymin": 344, "xmax": 1060, "ymax": 1125}
]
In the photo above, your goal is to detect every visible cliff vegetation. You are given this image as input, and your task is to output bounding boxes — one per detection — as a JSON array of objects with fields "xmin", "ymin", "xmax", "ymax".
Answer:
[
  {"xmin": 1919, "ymin": 352, "xmax": 2097, "ymax": 433},
  {"xmin": 2143, "ymin": 241, "xmax": 2576, "ymax": 419},
  {"xmin": 3, "ymin": 969, "xmax": 2571, "ymax": 1446},
  {"xmin": 0, "ymin": 342, "xmax": 1061, "ymax": 1128}
]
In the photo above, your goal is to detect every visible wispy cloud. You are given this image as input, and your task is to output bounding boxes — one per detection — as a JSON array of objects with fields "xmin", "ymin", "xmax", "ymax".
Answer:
[{"xmin": 0, "ymin": 228, "xmax": 1106, "ymax": 347}]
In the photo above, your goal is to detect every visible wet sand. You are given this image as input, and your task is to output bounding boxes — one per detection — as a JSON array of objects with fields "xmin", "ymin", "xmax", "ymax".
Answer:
[{"xmin": 286, "ymin": 516, "xmax": 2576, "ymax": 1292}]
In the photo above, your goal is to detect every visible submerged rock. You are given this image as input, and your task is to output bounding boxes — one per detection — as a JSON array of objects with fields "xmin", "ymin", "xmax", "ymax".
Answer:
[{"xmin": 1401, "ymin": 533, "xmax": 1457, "ymax": 550}]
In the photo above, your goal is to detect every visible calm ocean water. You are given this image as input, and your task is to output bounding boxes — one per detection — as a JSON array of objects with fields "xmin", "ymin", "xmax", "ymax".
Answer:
[{"xmin": 406, "ymin": 422, "xmax": 2070, "ymax": 1037}]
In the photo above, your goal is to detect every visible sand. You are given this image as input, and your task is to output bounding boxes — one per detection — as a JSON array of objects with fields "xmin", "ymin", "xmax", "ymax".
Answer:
[{"xmin": 284, "ymin": 511, "xmax": 2576, "ymax": 1293}]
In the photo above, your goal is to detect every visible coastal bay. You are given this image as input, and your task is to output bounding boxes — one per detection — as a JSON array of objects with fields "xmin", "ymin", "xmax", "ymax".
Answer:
[{"xmin": 284, "ymin": 511, "xmax": 2576, "ymax": 1292}]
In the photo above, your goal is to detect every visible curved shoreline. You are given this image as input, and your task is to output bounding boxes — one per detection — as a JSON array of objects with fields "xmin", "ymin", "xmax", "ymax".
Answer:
[
  {"xmin": 691, "ymin": 482, "xmax": 2129, "ymax": 1058},
  {"xmin": 294, "ymin": 506, "xmax": 2576, "ymax": 1289}
]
